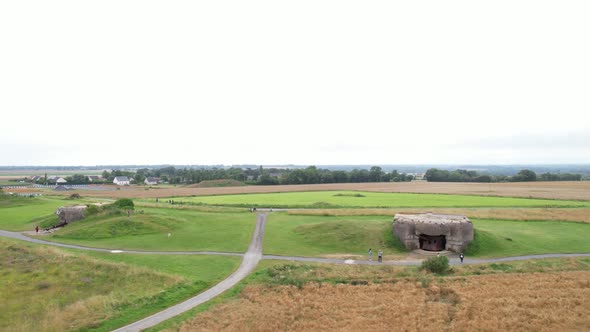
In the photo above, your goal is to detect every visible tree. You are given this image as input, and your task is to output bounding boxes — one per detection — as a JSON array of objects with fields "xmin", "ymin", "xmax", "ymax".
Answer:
[
  {"xmin": 134, "ymin": 173, "xmax": 146, "ymax": 184},
  {"xmin": 369, "ymin": 166, "xmax": 384, "ymax": 182},
  {"xmin": 113, "ymin": 198, "xmax": 134, "ymax": 209},
  {"xmin": 513, "ymin": 169, "xmax": 537, "ymax": 182},
  {"xmin": 257, "ymin": 174, "xmax": 278, "ymax": 185},
  {"xmin": 425, "ymin": 168, "xmax": 449, "ymax": 182}
]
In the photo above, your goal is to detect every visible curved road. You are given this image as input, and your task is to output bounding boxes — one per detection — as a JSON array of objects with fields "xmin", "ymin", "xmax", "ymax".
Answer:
[
  {"xmin": 2, "ymin": 214, "xmax": 590, "ymax": 331},
  {"xmin": 112, "ymin": 212, "xmax": 266, "ymax": 332}
]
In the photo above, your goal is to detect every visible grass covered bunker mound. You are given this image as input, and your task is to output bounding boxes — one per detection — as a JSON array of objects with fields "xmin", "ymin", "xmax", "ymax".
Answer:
[{"xmin": 393, "ymin": 213, "xmax": 473, "ymax": 252}]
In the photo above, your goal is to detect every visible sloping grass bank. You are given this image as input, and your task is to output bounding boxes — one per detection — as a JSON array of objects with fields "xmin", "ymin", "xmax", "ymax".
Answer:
[{"xmin": 0, "ymin": 237, "xmax": 240, "ymax": 332}]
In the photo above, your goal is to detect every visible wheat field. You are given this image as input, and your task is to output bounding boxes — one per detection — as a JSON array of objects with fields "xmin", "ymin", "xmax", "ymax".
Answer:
[{"xmin": 178, "ymin": 271, "xmax": 590, "ymax": 332}]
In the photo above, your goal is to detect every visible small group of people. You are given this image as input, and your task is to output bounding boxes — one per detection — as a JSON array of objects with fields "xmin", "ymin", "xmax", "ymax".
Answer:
[
  {"xmin": 368, "ymin": 248, "xmax": 465, "ymax": 263},
  {"xmin": 368, "ymin": 248, "xmax": 384, "ymax": 263}
]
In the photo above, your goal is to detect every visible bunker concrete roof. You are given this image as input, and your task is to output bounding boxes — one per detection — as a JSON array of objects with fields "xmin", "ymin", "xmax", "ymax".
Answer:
[{"xmin": 394, "ymin": 213, "xmax": 470, "ymax": 224}]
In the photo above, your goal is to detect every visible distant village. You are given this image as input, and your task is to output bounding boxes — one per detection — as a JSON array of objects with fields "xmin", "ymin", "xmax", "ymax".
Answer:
[{"xmin": 23, "ymin": 174, "xmax": 160, "ymax": 186}]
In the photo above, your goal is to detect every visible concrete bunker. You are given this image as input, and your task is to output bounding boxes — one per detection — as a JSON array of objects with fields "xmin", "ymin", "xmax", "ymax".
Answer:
[
  {"xmin": 55, "ymin": 205, "xmax": 87, "ymax": 224},
  {"xmin": 393, "ymin": 213, "xmax": 474, "ymax": 252}
]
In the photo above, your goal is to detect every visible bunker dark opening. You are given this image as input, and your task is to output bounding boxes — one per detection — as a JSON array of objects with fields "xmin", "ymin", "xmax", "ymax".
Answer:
[{"xmin": 419, "ymin": 234, "xmax": 446, "ymax": 251}]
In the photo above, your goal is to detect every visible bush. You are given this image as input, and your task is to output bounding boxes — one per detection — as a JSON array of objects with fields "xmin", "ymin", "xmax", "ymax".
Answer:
[
  {"xmin": 85, "ymin": 204, "xmax": 101, "ymax": 215},
  {"xmin": 421, "ymin": 256, "xmax": 450, "ymax": 274},
  {"xmin": 69, "ymin": 193, "xmax": 81, "ymax": 199},
  {"xmin": 113, "ymin": 198, "xmax": 134, "ymax": 210}
]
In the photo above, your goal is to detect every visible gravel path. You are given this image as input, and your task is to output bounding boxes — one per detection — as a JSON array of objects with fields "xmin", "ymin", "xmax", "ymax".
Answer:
[
  {"xmin": 263, "ymin": 253, "xmax": 590, "ymax": 266},
  {"xmin": 2, "ymin": 228, "xmax": 588, "ymax": 266},
  {"xmin": 0, "ymin": 230, "xmax": 243, "ymax": 256},
  {"xmin": 111, "ymin": 213, "xmax": 266, "ymax": 332}
]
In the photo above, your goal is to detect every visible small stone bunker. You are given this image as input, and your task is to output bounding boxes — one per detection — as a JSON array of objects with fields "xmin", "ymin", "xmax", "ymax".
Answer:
[
  {"xmin": 393, "ymin": 213, "xmax": 474, "ymax": 252},
  {"xmin": 55, "ymin": 205, "xmax": 87, "ymax": 223}
]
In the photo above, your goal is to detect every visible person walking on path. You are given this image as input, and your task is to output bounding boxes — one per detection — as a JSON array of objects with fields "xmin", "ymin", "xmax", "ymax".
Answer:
[
  {"xmin": 378, "ymin": 249, "xmax": 383, "ymax": 263},
  {"xmin": 460, "ymin": 252, "xmax": 464, "ymax": 263},
  {"xmin": 35, "ymin": 226, "xmax": 39, "ymax": 233},
  {"xmin": 368, "ymin": 248, "xmax": 373, "ymax": 261}
]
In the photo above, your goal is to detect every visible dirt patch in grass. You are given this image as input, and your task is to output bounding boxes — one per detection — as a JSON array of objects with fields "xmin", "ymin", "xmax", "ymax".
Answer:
[{"xmin": 179, "ymin": 271, "xmax": 590, "ymax": 331}]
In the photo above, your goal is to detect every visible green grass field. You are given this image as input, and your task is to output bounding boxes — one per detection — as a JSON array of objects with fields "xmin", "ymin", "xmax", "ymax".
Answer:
[
  {"xmin": 45, "ymin": 207, "xmax": 257, "ymax": 252},
  {"xmin": 0, "ymin": 195, "xmax": 101, "ymax": 231},
  {"xmin": 167, "ymin": 191, "xmax": 590, "ymax": 208},
  {"xmin": 263, "ymin": 213, "xmax": 590, "ymax": 258},
  {"xmin": 0, "ymin": 237, "xmax": 240, "ymax": 332},
  {"xmin": 466, "ymin": 219, "xmax": 590, "ymax": 257}
]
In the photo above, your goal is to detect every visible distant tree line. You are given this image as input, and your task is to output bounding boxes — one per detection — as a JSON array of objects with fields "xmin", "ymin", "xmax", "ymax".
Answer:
[
  {"xmin": 98, "ymin": 166, "xmax": 414, "ymax": 185},
  {"xmin": 425, "ymin": 168, "xmax": 582, "ymax": 183}
]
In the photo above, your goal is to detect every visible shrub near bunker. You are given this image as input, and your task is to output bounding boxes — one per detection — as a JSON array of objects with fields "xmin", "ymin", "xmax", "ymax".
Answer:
[
  {"xmin": 421, "ymin": 256, "xmax": 450, "ymax": 274},
  {"xmin": 113, "ymin": 198, "xmax": 135, "ymax": 210}
]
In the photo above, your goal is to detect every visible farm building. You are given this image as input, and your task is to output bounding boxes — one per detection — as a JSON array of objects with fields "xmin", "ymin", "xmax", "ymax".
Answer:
[
  {"xmin": 113, "ymin": 176, "xmax": 130, "ymax": 185},
  {"xmin": 87, "ymin": 175, "xmax": 102, "ymax": 182},
  {"xmin": 53, "ymin": 185, "xmax": 69, "ymax": 191},
  {"xmin": 393, "ymin": 213, "xmax": 473, "ymax": 252},
  {"xmin": 144, "ymin": 177, "xmax": 159, "ymax": 185}
]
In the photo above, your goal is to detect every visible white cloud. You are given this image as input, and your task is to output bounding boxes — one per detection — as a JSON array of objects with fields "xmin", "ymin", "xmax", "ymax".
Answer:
[{"xmin": 0, "ymin": 1, "xmax": 588, "ymax": 165}]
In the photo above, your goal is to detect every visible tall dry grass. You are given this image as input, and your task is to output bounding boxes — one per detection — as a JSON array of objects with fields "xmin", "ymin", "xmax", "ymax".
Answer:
[
  {"xmin": 179, "ymin": 271, "xmax": 590, "ymax": 331},
  {"xmin": 0, "ymin": 240, "xmax": 184, "ymax": 332},
  {"xmin": 20, "ymin": 181, "xmax": 590, "ymax": 200}
]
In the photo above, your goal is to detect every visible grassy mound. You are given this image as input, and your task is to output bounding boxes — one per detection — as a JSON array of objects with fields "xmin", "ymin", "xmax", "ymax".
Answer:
[
  {"xmin": 294, "ymin": 221, "xmax": 386, "ymax": 246},
  {"xmin": 264, "ymin": 214, "xmax": 406, "ymax": 257},
  {"xmin": 44, "ymin": 208, "xmax": 256, "ymax": 252}
]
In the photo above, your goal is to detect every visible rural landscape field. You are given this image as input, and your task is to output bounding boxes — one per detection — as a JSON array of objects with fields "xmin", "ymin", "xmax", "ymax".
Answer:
[
  {"xmin": 3, "ymin": 1, "xmax": 590, "ymax": 331},
  {"xmin": 2, "ymin": 176, "xmax": 590, "ymax": 331}
]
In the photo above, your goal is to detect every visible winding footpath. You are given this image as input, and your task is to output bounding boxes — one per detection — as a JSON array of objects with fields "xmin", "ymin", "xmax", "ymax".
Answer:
[{"xmin": 1, "ymin": 214, "xmax": 590, "ymax": 331}]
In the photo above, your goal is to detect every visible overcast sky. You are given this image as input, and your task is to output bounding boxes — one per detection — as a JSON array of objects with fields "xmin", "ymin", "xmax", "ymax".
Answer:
[{"xmin": 1, "ymin": 1, "xmax": 589, "ymax": 166}]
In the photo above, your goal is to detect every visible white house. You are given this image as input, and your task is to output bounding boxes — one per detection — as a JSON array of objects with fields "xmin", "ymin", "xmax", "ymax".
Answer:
[
  {"xmin": 55, "ymin": 177, "xmax": 67, "ymax": 184},
  {"xmin": 144, "ymin": 177, "xmax": 159, "ymax": 185},
  {"xmin": 113, "ymin": 176, "xmax": 130, "ymax": 186}
]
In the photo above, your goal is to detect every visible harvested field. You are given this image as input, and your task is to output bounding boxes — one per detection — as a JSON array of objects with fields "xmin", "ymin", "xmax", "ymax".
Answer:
[
  {"xmin": 178, "ymin": 271, "xmax": 590, "ymax": 332},
  {"xmin": 19, "ymin": 181, "xmax": 590, "ymax": 201},
  {"xmin": 289, "ymin": 207, "xmax": 590, "ymax": 223}
]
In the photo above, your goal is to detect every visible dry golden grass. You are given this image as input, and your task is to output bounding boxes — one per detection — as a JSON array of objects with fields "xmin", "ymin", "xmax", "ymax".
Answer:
[
  {"xmin": 289, "ymin": 207, "xmax": 590, "ymax": 223},
  {"xmin": 20, "ymin": 181, "xmax": 590, "ymax": 200},
  {"xmin": 179, "ymin": 271, "xmax": 590, "ymax": 332},
  {"xmin": 1, "ymin": 241, "xmax": 183, "ymax": 332}
]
